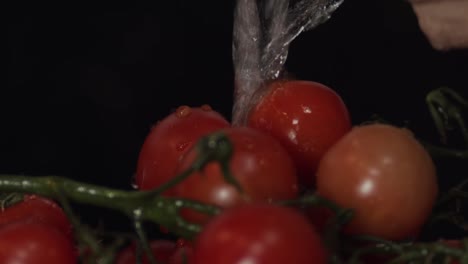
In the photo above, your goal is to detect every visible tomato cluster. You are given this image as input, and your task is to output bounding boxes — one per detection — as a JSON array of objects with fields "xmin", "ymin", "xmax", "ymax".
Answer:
[
  {"xmin": 132, "ymin": 80, "xmax": 439, "ymax": 263},
  {"xmin": 0, "ymin": 80, "xmax": 442, "ymax": 263}
]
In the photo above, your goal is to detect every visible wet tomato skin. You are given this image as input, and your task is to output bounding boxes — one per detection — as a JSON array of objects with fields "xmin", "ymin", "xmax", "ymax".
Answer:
[
  {"xmin": 316, "ymin": 124, "xmax": 438, "ymax": 240},
  {"xmin": 0, "ymin": 222, "xmax": 77, "ymax": 264},
  {"xmin": 248, "ymin": 80, "xmax": 351, "ymax": 188},
  {"xmin": 135, "ymin": 105, "xmax": 230, "ymax": 194},
  {"xmin": 0, "ymin": 194, "xmax": 73, "ymax": 238},
  {"xmin": 191, "ymin": 204, "xmax": 327, "ymax": 264},
  {"xmin": 174, "ymin": 127, "xmax": 298, "ymax": 224}
]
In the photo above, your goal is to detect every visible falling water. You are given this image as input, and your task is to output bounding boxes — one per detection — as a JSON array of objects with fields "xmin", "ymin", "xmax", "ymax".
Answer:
[{"xmin": 232, "ymin": 0, "xmax": 344, "ymax": 125}]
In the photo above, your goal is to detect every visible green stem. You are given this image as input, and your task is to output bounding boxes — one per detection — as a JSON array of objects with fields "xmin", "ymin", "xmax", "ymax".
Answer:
[
  {"xmin": 0, "ymin": 192, "xmax": 24, "ymax": 210},
  {"xmin": 422, "ymin": 142, "xmax": 468, "ymax": 159},
  {"xmin": 147, "ymin": 131, "xmax": 242, "ymax": 196},
  {"xmin": 134, "ymin": 219, "xmax": 157, "ymax": 264},
  {"xmin": 148, "ymin": 168, "xmax": 195, "ymax": 197},
  {"xmin": 279, "ymin": 192, "xmax": 343, "ymax": 214},
  {"xmin": 97, "ymin": 238, "xmax": 126, "ymax": 264},
  {"xmin": 0, "ymin": 175, "xmax": 217, "ymax": 239},
  {"xmin": 346, "ymin": 236, "xmax": 467, "ymax": 264},
  {"xmin": 426, "ymin": 87, "xmax": 468, "ymax": 147},
  {"xmin": 347, "ymin": 244, "xmax": 394, "ymax": 264},
  {"xmin": 0, "ymin": 176, "xmax": 140, "ymax": 212},
  {"xmin": 56, "ymin": 193, "xmax": 101, "ymax": 257},
  {"xmin": 387, "ymin": 244, "xmax": 463, "ymax": 264},
  {"xmin": 0, "ymin": 133, "xmax": 237, "ymax": 239}
]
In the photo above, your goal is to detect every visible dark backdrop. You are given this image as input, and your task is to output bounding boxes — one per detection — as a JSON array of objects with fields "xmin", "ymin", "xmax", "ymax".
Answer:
[{"xmin": 4, "ymin": 0, "xmax": 468, "ymax": 229}]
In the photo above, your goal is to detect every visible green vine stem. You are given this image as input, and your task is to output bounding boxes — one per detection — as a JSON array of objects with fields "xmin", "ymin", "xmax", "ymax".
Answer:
[
  {"xmin": 422, "ymin": 143, "xmax": 468, "ymax": 159},
  {"xmin": 134, "ymin": 219, "xmax": 157, "ymax": 264},
  {"xmin": 147, "ymin": 131, "xmax": 242, "ymax": 197},
  {"xmin": 56, "ymin": 192, "xmax": 102, "ymax": 262},
  {"xmin": 0, "ymin": 192, "xmax": 24, "ymax": 210},
  {"xmin": 426, "ymin": 87, "xmax": 468, "ymax": 146},
  {"xmin": 345, "ymin": 235, "xmax": 468, "ymax": 264},
  {"xmin": 97, "ymin": 238, "xmax": 126, "ymax": 264},
  {"xmin": 0, "ymin": 174, "xmax": 213, "ymax": 239},
  {"xmin": 427, "ymin": 178, "xmax": 468, "ymax": 232},
  {"xmin": 0, "ymin": 132, "xmax": 244, "ymax": 239},
  {"xmin": 424, "ymin": 87, "xmax": 468, "ymax": 160}
]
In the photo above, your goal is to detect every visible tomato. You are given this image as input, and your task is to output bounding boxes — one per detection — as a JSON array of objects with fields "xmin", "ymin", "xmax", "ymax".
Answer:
[
  {"xmin": 248, "ymin": 80, "xmax": 351, "ymax": 188},
  {"xmin": 115, "ymin": 240, "xmax": 176, "ymax": 264},
  {"xmin": 0, "ymin": 222, "xmax": 77, "ymax": 264},
  {"xmin": 0, "ymin": 194, "xmax": 72, "ymax": 238},
  {"xmin": 174, "ymin": 127, "xmax": 298, "ymax": 223},
  {"xmin": 135, "ymin": 105, "xmax": 230, "ymax": 193},
  {"xmin": 316, "ymin": 124, "xmax": 438, "ymax": 240},
  {"xmin": 191, "ymin": 203, "xmax": 327, "ymax": 264}
]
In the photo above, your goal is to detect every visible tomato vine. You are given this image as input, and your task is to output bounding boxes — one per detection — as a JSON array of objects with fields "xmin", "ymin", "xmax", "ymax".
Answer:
[{"xmin": 0, "ymin": 87, "xmax": 467, "ymax": 263}]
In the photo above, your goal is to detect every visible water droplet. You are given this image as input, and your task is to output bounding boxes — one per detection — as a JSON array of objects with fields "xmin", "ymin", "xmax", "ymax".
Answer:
[
  {"xmin": 176, "ymin": 141, "xmax": 191, "ymax": 152},
  {"xmin": 288, "ymin": 130, "xmax": 298, "ymax": 144},
  {"xmin": 201, "ymin": 104, "xmax": 212, "ymax": 111},
  {"xmin": 175, "ymin": 105, "xmax": 191, "ymax": 118},
  {"xmin": 302, "ymin": 106, "xmax": 312, "ymax": 114},
  {"xmin": 130, "ymin": 173, "xmax": 139, "ymax": 189}
]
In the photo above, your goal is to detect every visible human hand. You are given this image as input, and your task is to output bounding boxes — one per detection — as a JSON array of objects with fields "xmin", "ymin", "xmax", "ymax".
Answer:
[{"xmin": 409, "ymin": 0, "xmax": 468, "ymax": 50}]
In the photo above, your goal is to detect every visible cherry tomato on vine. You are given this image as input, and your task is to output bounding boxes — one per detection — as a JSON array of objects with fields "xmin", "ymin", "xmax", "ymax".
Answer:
[
  {"xmin": 174, "ymin": 127, "xmax": 298, "ymax": 224},
  {"xmin": 0, "ymin": 222, "xmax": 77, "ymax": 264},
  {"xmin": 191, "ymin": 203, "xmax": 327, "ymax": 264},
  {"xmin": 248, "ymin": 80, "xmax": 351, "ymax": 188},
  {"xmin": 135, "ymin": 105, "xmax": 230, "ymax": 194},
  {"xmin": 316, "ymin": 124, "xmax": 438, "ymax": 240},
  {"xmin": 0, "ymin": 194, "xmax": 72, "ymax": 238}
]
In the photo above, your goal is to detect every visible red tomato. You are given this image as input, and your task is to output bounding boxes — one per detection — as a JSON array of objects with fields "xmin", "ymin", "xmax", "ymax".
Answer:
[
  {"xmin": 0, "ymin": 194, "xmax": 72, "ymax": 238},
  {"xmin": 316, "ymin": 124, "xmax": 438, "ymax": 240},
  {"xmin": 0, "ymin": 222, "xmax": 77, "ymax": 264},
  {"xmin": 135, "ymin": 105, "xmax": 230, "ymax": 193},
  {"xmin": 115, "ymin": 240, "xmax": 176, "ymax": 264},
  {"xmin": 191, "ymin": 204, "xmax": 327, "ymax": 264},
  {"xmin": 174, "ymin": 127, "xmax": 298, "ymax": 223},
  {"xmin": 248, "ymin": 80, "xmax": 351, "ymax": 188}
]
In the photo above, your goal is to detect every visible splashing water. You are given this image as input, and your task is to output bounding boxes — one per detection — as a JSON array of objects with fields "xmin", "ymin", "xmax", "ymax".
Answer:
[{"xmin": 232, "ymin": 0, "xmax": 344, "ymax": 125}]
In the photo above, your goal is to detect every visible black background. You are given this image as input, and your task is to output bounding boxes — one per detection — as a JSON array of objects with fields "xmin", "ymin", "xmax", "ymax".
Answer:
[{"xmin": 4, "ymin": 0, "xmax": 468, "ymax": 233}]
